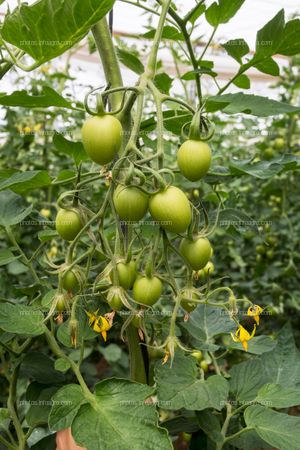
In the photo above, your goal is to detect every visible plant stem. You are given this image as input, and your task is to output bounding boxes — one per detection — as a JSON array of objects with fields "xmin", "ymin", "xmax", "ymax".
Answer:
[
  {"xmin": 126, "ymin": 324, "xmax": 147, "ymax": 383},
  {"xmin": 7, "ymin": 366, "xmax": 25, "ymax": 450},
  {"xmin": 44, "ymin": 328, "xmax": 94, "ymax": 402},
  {"xmin": 92, "ymin": 18, "xmax": 123, "ymax": 110}
]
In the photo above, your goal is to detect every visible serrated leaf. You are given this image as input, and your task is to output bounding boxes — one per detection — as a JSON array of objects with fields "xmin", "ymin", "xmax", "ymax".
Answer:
[
  {"xmin": 116, "ymin": 47, "xmax": 144, "ymax": 74},
  {"xmin": 0, "ymin": 190, "xmax": 32, "ymax": 226},
  {"xmin": 53, "ymin": 132, "xmax": 88, "ymax": 166},
  {"xmin": 155, "ymin": 352, "xmax": 229, "ymax": 411},
  {"xmin": 222, "ymin": 39, "xmax": 249, "ymax": 64},
  {"xmin": 54, "ymin": 358, "xmax": 71, "ymax": 373},
  {"xmin": 2, "ymin": 0, "xmax": 116, "ymax": 66},
  {"xmin": 205, "ymin": 0, "xmax": 245, "ymax": 27},
  {"xmin": 71, "ymin": 379, "xmax": 172, "ymax": 450},
  {"xmin": 0, "ymin": 304, "xmax": 45, "ymax": 336},
  {"xmin": 183, "ymin": 304, "xmax": 235, "ymax": 351},
  {"xmin": 244, "ymin": 405, "xmax": 300, "ymax": 450},
  {"xmin": 49, "ymin": 385, "xmax": 86, "ymax": 431},
  {"xmin": 255, "ymin": 383, "xmax": 300, "ymax": 409},
  {"xmin": 218, "ymin": 208, "xmax": 258, "ymax": 232},
  {"xmin": 0, "ymin": 87, "xmax": 78, "ymax": 109},
  {"xmin": 206, "ymin": 93, "xmax": 300, "ymax": 116},
  {"xmin": 0, "ymin": 170, "xmax": 51, "ymax": 195}
]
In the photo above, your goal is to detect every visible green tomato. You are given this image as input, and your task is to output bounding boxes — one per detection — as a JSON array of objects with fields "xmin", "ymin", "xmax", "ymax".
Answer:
[
  {"xmin": 273, "ymin": 137, "xmax": 285, "ymax": 150},
  {"xmin": 264, "ymin": 148, "xmax": 274, "ymax": 159},
  {"xmin": 177, "ymin": 139, "xmax": 212, "ymax": 181},
  {"xmin": 266, "ymin": 249, "xmax": 274, "ymax": 259},
  {"xmin": 56, "ymin": 294, "xmax": 66, "ymax": 312},
  {"xmin": 181, "ymin": 289, "xmax": 198, "ymax": 313},
  {"xmin": 200, "ymin": 360, "xmax": 208, "ymax": 372},
  {"xmin": 133, "ymin": 276, "xmax": 162, "ymax": 306},
  {"xmin": 62, "ymin": 269, "xmax": 80, "ymax": 291},
  {"xmin": 266, "ymin": 235, "xmax": 277, "ymax": 246},
  {"xmin": 111, "ymin": 261, "xmax": 137, "ymax": 290},
  {"xmin": 191, "ymin": 350, "xmax": 203, "ymax": 362},
  {"xmin": 149, "ymin": 186, "xmax": 191, "ymax": 234},
  {"xmin": 199, "ymin": 261, "xmax": 215, "ymax": 278},
  {"xmin": 81, "ymin": 115, "xmax": 122, "ymax": 165},
  {"xmin": 256, "ymin": 244, "xmax": 266, "ymax": 255},
  {"xmin": 113, "ymin": 185, "xmax": 149, "ymax": 221},
  {"xmin": 107, "ymin": 293, "xmax": 123, "ymax": 311},
  {"xmin": 55, "ymin": 209, "xmax": 83, "ymax": 241},
  {"xmin": 180, "ymin": 236, "xmax": 212, "ymax": 270}
]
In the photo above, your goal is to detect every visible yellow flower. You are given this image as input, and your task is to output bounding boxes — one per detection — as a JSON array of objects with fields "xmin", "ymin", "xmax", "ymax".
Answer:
[
  {"xmin": 247, "ymin": 304, "xmax": 263, "ymax": 325},
  {"xmin": 85, "ymin": 310, "xmax": 114, "ymax": 341},
  {"xmin": 231, "ymin": 304, "xmax": 263, "ymax": 351},
  {"xmin": 231, "ymin": 322, "xmax": 256, "ymax": 351}
]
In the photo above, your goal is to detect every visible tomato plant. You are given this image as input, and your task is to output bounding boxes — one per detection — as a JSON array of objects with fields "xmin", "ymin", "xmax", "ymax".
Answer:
[{"xmin": 0, "ymin": 1, "xmax": 300, "ymax": 450}]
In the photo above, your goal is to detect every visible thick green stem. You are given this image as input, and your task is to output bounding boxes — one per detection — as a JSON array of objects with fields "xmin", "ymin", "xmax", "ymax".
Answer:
[
  {"xmin": 92, "ymin": 18, "xmax": 123, "ymax": 110},
  {"xmin": 126, "ymin": 325, "xmax": 147, "ymax": 383}
]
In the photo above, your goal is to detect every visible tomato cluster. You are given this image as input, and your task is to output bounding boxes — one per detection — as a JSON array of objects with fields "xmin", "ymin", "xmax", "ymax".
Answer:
[{"xmin": 53, "ymin": 111, "xmax": 215, "ymax": 318}]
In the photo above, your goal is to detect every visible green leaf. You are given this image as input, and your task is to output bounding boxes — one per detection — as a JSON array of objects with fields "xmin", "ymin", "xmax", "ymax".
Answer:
[
  {"xmin": 26, "ymin": 386, "xmax": 58, "ymax": 427},
  {"xmin": 196, "ymin": 410, "xmax": 223, "ymax": 444},
  {"xmin": 49, "ymin": 385, "xmax": 86, "ymax": 431},
  {"xmin": 219, "ymin": 208, "xmax": 258, "ymax": 233},
  {"xmin": 228, "ymin": 335, "xmax": 276, "ymax": 355},
  {"xmin": 1, "ymin": 0, "xmax": 116, "ymax": 66},
  {"xmin": 222, "ymin": 39, "xmax": 249, "ymax": 64},
  {"xmin": 244, "ymin": 405, "xmax": 300, "ymax": 450},
  {"xmin": 53, "ymin": 132, "xmax": 88, "ymax": 166},
  {"xmin": 255, "ymin": 383, "xmax": 300, "ymax": 409},
  {"xmin": 206, "ymin": 93, "xmax": 300, "ymax": 116},
  {"xmin": 21, "ymin": 352, "xmax": 66, "ymax": 384},
  {"xmin": 38, "ymin": 229, "xmax": 58, "ymax": 242},
  {"xmin": 0, "ymin": 303, "xmax": 45, "ymax": 336},
  {"xmin": 261, "ymin": 322, "xmax": 300, "ymax": 387},
  {"xmin": 54, "ymin": 358, "xmax": 71, "ymax": 373},
  {"xmin": 277, "ymin": 18, "xmax": 300, "ymax": 56},
  {"xmin": 233, "ymin": 74, "xmax": 250, "ymax": 89},
  {"xmin": 154, "ymin": 73, "xmax": 173, "ymax": 95},
  {"xmin": 230, "ymin": 429, "xmax": 273, "ymax": 449},
  {"xmin": 205, "ymin": 0, "xmax": 245, "ymax": 26},
  {"xmin": 254, "ymin": 10, "xmax": 285, "ymax": 59},
  {"xmin": 116, "ymin": 47, "xmax": 144, "ymax": 74},
  {"xmin": 0, "ymin": 87, "xmax": 78, "ymax": 109},
  {"xmin": 229, "ymin": 155, "xmax": 300, "ymax": 179},
  {"xmin": 230, "ymin": 323, "xmax": 300, "ymax": 402},
  {"xmin": 155, "ymin": 352, "xmax": 229, "ymax": 411},
  {"xmin": 71, "ymin": 379, "xmax": 172, "ymax": 450},
  {"xmin": 0, "ymin": 249, "xmax": 20, "ymax": 266},
  {"xmin": 253, "ymin": 58, "xmax": 280, "ymax": 76},
  {"xmin": 99, "ymin": 343, "xmax": 122, "ymax": 363},
  {"xmin": 0, "ymin": 171, "xmax": 51, "ymax": 195},
  {"xmin": 183, "ymin": 304, "xmax": 235, "ymax": 351},
  {"xmin": 186, "ymin": 3, "xmax": 206, "ymax": 25},
  {"xmin": 0, "ymin": 190, "xmax": 32, "ymax": 226},
  {"xmin": 143, "ymin": 25, "xmax": 184, "ymax": 41},
  {"xmin": 229, "ymin": 359, "xmax": 266, "ymax": 402}
]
